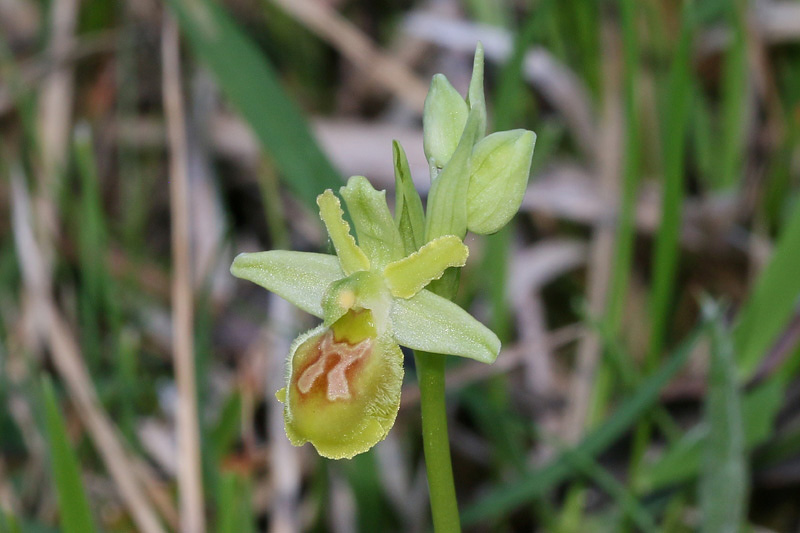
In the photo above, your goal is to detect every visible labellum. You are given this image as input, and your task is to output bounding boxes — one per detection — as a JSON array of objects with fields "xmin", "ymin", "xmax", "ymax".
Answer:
[{"xmin": 277, "ymin": 309, "xmax": 403, "ymax": 459}]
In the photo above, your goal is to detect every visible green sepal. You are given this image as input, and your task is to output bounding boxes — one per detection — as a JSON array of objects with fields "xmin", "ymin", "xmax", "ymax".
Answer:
[
  {"xmin": 340, "ymin": 176, "xmax": 404, "ymax": 269},
  {"xmin": 424, "ymin": 109, "xmax": 481, "ymax": 242},
  {"xmin": 390, "ymin": 289, "xmax": 500, "ymax": 363},
  {"xmin": 466, "ymin": 129, "xmax": 536, "ymax": 234},
  {"xmin": 317, "ymin": 190, "xmax": 370, "ymax": 274},
  {"xmin": 422, "ymin": 74, "xmax": 469, "ymax": 172},
  {"xmin": 393, "ymin": 141, "xmax": 425, "ymax": 255},
  {"xmin": 383, "ymin": 236, "xmax": 468, "ymax": 299},
  {"xmin": 230, "ymin": 251, "xmax": 342, "ymax": 318},
  {"xmin": 467, "ymin": 42, "xmax": 487, "ymax": 140},
  {"xmin": 281, "ymin": 323, "xmax": 403, "ymax": 459}
]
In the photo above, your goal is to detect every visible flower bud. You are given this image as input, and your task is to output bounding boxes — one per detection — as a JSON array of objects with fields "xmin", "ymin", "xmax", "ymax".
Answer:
[
  {"xmin": 466, "ymin": 129, "xmax": 536, "ymax": 235},
  {"xmin": 423, "ymin": 74, "xmax": 468, "ymax": 170},
  {"xmin": 278, "ymin": 310, "xmax": 403, "ymax": 459}
]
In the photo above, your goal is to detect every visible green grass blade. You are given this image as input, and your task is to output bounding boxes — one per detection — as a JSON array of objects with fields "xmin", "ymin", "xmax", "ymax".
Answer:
[
  {"xmin": 699, "ymin": 300, "xmax": 747, "ymax": 533},
  {"xmin": 734, "ymin": 194, "xmax": 800, "ymax": 377},
  {"xmin": 717, "ymin": 1, "xmax": 747, "ymax": 190},
  {"xmin": 462, "ymin": 0, "xmax": 510, "ymax": 27},
  {"xmin": 73, "ymin": 126, "xmax": 112, "ymax": 371},
  {"xmin": 210, "ymin": 392, "xmax": 242, "ymax": 460},
  {"xmin": 605, "ymin": 0, "xmax": 641, "ymax": 333},
  {"xmin": 641, "ymin": 186, "xmax": 800, "ymax": 491},
  {"xmin": 41, "ymin": 379, "xmax": 97, "ymax": 533},
  {"xmin": 492, "ymin": 0, "xmax": 553, "ymax": 131},
  {"xmin": 560, "ymin": 446, "xmax": 658, "ymax": 533},
  {"xmin": 166, "ymin": 0, "xmax": 341, "ymax": 211},
  {"xmin": 647, "ymin": 2, "xmax": 694, "ymax": 368},
  {"xmin": 216, "ymin": 472, "xmax": 254, "ymax": 533},
  {"xmin": 638, "ymin": 371, "xmax": 782, "ymax": 491},
  {"xmin": 462, "ymin": 325, "xmax": 702, "ymax": 526},
  {"xmin": 628, "ymin": 1, "xmax": 696, "ymax": 501},
  {"xmin": 0, "ymin": 508, "xmax": 22, "ymax": 533},
  {"xmin": 343, "ymin": 451, "xmax": 395, "ymax": 532}
]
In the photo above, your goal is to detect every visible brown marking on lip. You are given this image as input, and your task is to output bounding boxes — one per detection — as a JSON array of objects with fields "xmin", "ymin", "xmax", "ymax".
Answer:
[{"xmin": 294, "ymin": 330, "xmax": 372, "ymax": 402}]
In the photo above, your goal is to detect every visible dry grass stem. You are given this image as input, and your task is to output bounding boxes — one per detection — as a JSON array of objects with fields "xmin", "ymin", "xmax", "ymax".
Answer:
[
  {"xmin": 36, "ymin": 0, "xmax": 77, "ymax": 179},
  {"xmin": 162, "ymin": 13, "xmax": 206, "ymax": 533}
]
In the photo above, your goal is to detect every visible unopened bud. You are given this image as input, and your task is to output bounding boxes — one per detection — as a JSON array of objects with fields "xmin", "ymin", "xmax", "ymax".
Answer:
[
  {"xmin": 466, "ymin": 129, "xmax": 536, "ymax": 235},
  {"xmin": 423, "ymin": 74, "xmax": 468, "ymax": 170}
]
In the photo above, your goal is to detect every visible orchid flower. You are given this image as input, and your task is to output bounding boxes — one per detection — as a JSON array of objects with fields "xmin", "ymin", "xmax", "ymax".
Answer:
[
  {"xmin": 231, "ymin": 175, "xmax": 500, "ymax": 458},
  {"xmin": 231, "ymin": 44, "xmax": 535, "ymax": 460}
]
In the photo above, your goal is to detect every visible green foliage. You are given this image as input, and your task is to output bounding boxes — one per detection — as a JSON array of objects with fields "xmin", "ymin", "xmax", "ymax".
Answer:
[
  {"xmin": 0, "ymin": 508, "xmax": 22, "ymax": 533},
  {"xmin": 647, "ymin": 1, "xmax": 694, "ymax": 367},
  {"xmin": 463, "ymin": 326, "xmax": 703, "ymax": 525},
  {"xmin": 216, "ymin": 472, "xmax": 254, "ymax": 533},
  {"xmin": 735, "ymin": 200, "xmax": 800, "ymax": 378},
  {"xmin": 699, "ymin": 300, "xmax": 747, "ymax": 533},
  {"xmin": 41, "ymin": 379, "xmax": 97, "ymax": 533}
]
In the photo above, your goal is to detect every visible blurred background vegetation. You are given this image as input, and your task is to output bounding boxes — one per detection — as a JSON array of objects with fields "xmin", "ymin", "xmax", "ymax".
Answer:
[{"xmin": 1, "ymin": 0, "xmax": 800, "ymax": 531}]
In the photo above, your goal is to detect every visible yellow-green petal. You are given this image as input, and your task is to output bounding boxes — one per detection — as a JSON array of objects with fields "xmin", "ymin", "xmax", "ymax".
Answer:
[
  {"xmin": 383, "ymin": 235, "xmax": 468, "ymax": 298},
  {"xmin": 317, "ymin": 190, "xmax": 370, "ymax": 275}
]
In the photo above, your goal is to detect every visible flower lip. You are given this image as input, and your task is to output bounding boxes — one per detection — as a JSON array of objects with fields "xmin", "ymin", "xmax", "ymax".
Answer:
[
  {"xmin": 280, "ymin": 315, "xmax": 404, "ymax": 459},
  {"xmin": 295, "ymin": 329, "xmax": 373, "ymax": 402},
  {"xmin": 293, "ymin": 308, "xmax": 378, "ymax": 403}
]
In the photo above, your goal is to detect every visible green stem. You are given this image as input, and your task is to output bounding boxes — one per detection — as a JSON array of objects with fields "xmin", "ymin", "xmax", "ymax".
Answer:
[{"xmin": 414, "ymin": 351, "xmax": 462, "ymax": 533}]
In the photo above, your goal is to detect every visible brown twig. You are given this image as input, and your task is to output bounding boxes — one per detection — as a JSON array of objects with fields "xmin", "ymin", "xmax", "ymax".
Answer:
[{"xmin": 162, "ymin": 12, "xmax": 207, "ymax": 533}]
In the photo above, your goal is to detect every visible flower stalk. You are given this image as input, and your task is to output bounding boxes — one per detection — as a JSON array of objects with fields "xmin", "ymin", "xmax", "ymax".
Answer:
[{"xmin": 415, "ymin": 351, "xmax": 461, "ymax": 532}]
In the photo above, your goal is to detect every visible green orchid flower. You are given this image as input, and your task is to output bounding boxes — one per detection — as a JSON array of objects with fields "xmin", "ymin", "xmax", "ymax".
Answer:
[
  {"xmin": 231, "ymin": 43, "xmax": 536, "ymax": 463},
  {"xmin": 231, "ymin": 176, "xmax": 500, "ymax": 459}
]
